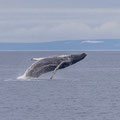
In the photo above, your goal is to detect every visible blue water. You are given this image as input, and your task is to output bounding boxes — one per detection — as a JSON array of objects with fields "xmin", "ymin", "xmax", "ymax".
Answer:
[{"xmin": 0, "ymin": 51, "xmax": 120, "ymax": 120}]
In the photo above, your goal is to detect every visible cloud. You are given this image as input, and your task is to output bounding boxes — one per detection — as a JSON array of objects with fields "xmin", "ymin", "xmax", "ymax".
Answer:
[
  {"xmin": 1, "ymin": 8, "xmax": 120, "ymax": 14},
  {"xmin": 0, "ymin": 0, "xmax": 120, "ymax": 9},
  {"xmin": 81, "ymin": 40, "xmax": 104, "ymax": 44},
  {"xmin": 0, "ymin": 8, "xmax": 120, "ymax": 42}
]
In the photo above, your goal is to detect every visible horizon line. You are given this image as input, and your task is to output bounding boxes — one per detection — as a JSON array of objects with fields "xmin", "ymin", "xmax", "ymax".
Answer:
[
  {"xmin": 0, "ymin": 50, "xmax": 120, "ymax": 52},
  {"xmin": 0, "ymin": 38, "xmax": 120, "ymax": 43}
]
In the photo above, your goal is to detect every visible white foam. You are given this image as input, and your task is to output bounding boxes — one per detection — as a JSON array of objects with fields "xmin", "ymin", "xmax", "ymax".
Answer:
[{"xmin": 17, "ymin": 74, "xmax": 28, "ymax": 80}]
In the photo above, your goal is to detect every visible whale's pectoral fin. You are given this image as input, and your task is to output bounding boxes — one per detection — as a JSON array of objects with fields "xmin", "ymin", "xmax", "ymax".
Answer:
[
  {"xmin": 50, "ymin": 61, "xmax": 65, "ymax": 79},
  {"xmin": 31, "ymin": 57, "xmax": 45, "ymax": 61}
]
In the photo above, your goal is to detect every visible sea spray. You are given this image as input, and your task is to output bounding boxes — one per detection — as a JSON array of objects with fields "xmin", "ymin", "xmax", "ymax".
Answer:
[{"xmin": 17, "ymin": 73, "xmax": 28, "ymax": 80}]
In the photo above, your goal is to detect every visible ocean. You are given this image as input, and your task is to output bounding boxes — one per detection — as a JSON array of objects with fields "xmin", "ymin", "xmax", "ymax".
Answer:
[{"xmin": 0, "ymin": 51, "xmax": 120, "ymax": 120}]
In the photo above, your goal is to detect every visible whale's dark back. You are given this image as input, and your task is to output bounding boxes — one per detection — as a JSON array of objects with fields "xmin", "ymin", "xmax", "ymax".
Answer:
[{"xmin": 25, "ymin": 56, "xmax": 68, "ymax": 77}]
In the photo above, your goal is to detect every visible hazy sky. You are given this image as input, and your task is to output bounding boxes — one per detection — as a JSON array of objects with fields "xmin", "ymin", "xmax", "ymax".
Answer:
[{"xmin": 0, "ymin": 0, "xmax": 120, "ymax": 42}]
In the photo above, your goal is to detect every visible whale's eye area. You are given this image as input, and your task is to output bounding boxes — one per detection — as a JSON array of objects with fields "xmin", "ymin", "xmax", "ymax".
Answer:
[{"xmin": 59, "ymin": 62, "xmax": 70, "ymax": 69}]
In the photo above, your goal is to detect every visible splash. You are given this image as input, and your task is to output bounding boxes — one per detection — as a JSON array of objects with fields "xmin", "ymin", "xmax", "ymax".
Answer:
[
  {"xmin": 17, "ymin": 73, "xmax": 28, "ymax": 80},
  {"xmin": 17, "ymin": 74, "xmax": 41, "ymax": 81}
]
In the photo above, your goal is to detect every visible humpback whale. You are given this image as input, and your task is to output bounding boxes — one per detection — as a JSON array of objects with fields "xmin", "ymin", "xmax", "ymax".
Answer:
[{"xmin": 19, "ymin": 53, "xmax": 87, "ymax": 79}]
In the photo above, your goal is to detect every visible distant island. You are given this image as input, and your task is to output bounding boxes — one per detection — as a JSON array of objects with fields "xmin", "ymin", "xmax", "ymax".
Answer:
[{"xmin": 0, "ymin": 39, "xmax": 120, "ymax": 50}]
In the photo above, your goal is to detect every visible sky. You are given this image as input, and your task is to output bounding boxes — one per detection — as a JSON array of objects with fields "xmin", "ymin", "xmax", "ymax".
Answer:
[{"xmin": 0, "ymin": 0, "xmax": 120, "ymax": 42}]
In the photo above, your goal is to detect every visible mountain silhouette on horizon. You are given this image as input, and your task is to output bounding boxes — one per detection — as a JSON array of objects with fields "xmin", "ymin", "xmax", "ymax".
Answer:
[{"xmin": 0, "ymin": 39, "xmax": 120, "ymax": 50}]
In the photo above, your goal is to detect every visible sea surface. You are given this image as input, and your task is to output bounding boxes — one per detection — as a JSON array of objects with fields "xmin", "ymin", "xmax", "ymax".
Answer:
[{"xmin": 0, "ymin": 51, "xmax": 120, "ymax": 120}]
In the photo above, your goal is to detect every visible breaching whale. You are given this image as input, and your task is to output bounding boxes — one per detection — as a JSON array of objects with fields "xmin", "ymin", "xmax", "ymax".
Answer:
[{"xmin": 18, "ymin": 53, "xmax": 87, "ymax": 79}]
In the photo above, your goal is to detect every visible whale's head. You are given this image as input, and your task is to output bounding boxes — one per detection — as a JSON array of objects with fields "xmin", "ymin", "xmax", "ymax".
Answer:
[{"xmin": 71, "ymin": 53, "xmax": 87, "ymax": 64}]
